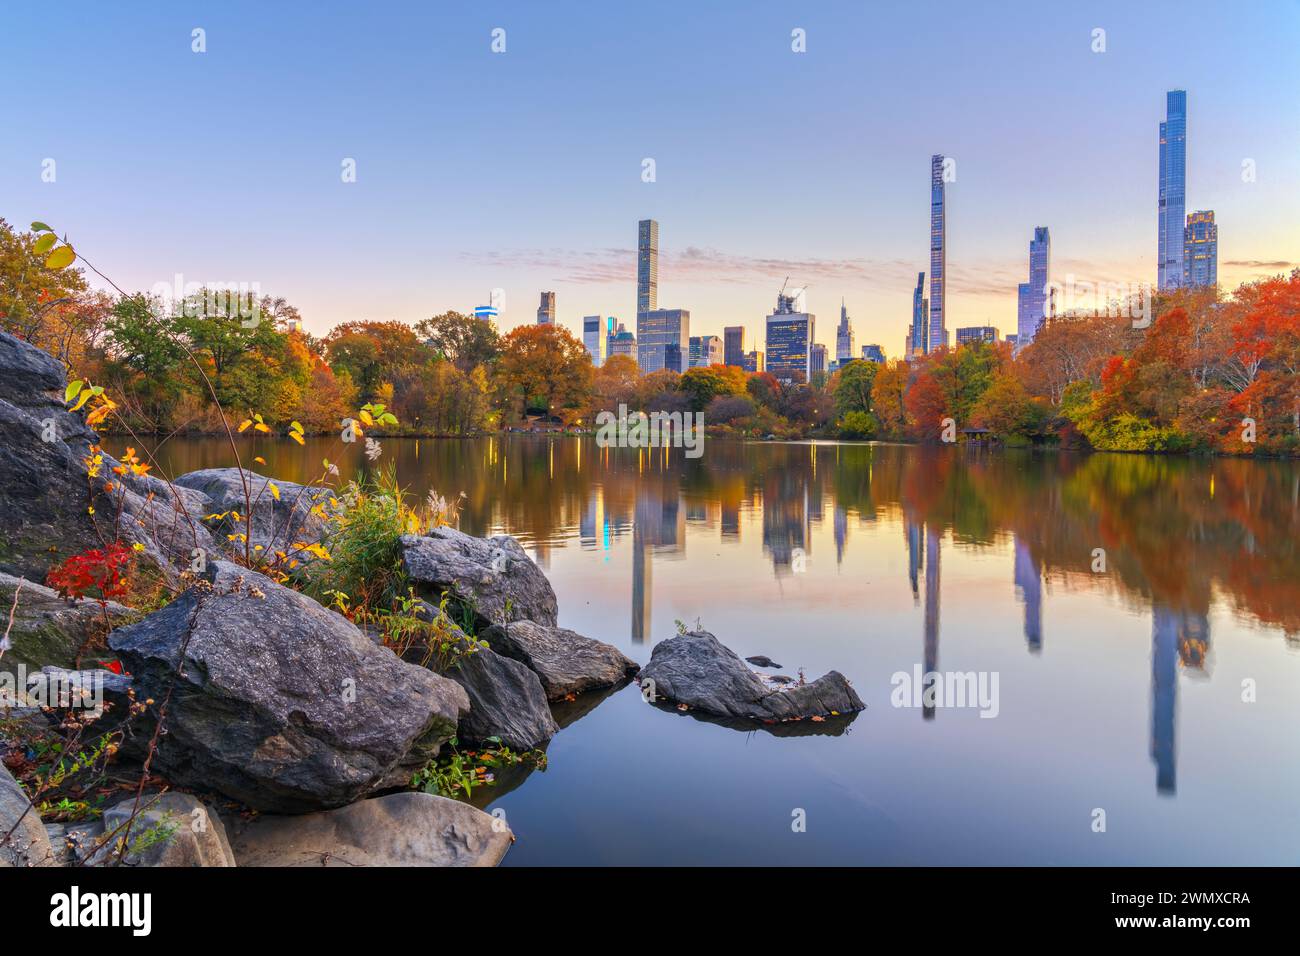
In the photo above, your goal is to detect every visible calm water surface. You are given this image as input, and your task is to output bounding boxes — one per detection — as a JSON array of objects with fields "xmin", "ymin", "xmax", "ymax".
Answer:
[{"xmin": 150, "ymin": 436, "xmax": 1300, "ymax": 865}]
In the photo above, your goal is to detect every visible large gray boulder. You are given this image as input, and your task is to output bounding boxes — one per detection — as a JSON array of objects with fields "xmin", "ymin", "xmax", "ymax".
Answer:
[
  {"xmin": 174, "ymin": 467, "xmax": 330, "ymax": 559},
  {"xmin": 226, "ymin": 792, "xmax": 512, "ymax": 867},
  {"xmin": 445, "ymin": 647, "xmax": 558, "ymax": 751},
  {"xmin": 400, "ymin": 527, "xmax": 558, "ymax": 630},
  {"xmin": 77, "ymin": 792, "xmax": 236, "ymax": 867},
  {"xmin": 0, "ymin": 764, "xmax": 55, "ymax": 867},
  {"xmin": 483, "ymin": 619, "xmax": 639, "ymax": 701},
  {"xmin": 109, "ymin": 561, "xmax": 469, "ymax": 812},
  {"xmin": 0, "ymin": 573, "xmax": 131, "ymax": 680},
  {"xmin": 638, "ymin": 630, "xmax": 865, "ymax": 723},
  {"xmin": 0, "ymin": 332, "xmax": 215, "ymax": 582}
]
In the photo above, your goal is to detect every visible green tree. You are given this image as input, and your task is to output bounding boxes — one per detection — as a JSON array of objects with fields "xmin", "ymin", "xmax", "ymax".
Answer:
[
  {"xmin": 833, "ymin": 359, "xmax": 879, "ymax": 417},
  {"xmin": 414, "ymin": 311, "xmax": 501, "ymax": 372}
]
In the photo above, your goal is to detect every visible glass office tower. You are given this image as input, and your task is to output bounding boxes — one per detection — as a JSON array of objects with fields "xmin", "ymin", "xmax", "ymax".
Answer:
[{"xmin": 1158, "ymin": 90, "xmax": 1187, "ymax": 290}]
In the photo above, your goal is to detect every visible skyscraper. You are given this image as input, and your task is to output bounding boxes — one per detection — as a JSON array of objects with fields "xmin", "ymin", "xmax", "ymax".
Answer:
[
  {"xmin": 607, "ymin": 321, "xmax": 636, "ymax": 360},
  {"xmin": 835, "ymin": 299, "xmax": 856, "ymax": 363},
  {"xmin": 583, "ymin": 315, "xmax": 612, "ymax": 366},
  {"xmin": 723, "ymin": 325, "xmax": 745, "ymax": 367},
  {"xmin": 765, "ymin": 289, "xmax": 814, "ymax": 384},
  {"xmin": 1158, "ymin": 90, "xmax": 1188, "ymax": 290},
  {"xmin": 637, "ymin": 219, "xmax": 658, "ymax": 313},
  {"xmin": 955, "ymin": 326, "xmax": 999, "ymax": 346},
  {"xmin": 638, "ymin": 309, "xmax": 689, "ymax": 373},
  {"xmin": 1016, "ymin": 226, "xmax": 1051, "ymax": 346},
  {"xmin": 861, "ymin": 344, "xmax": 885, "ymax": 363},
  {"xmin": 537, "ymin": 291, "xmax": 556, "ymax": 325},
  {"xmin": 810, "ymin": 342, "xmax": 828, "ymax": 377},
  {"xmin": 1183, "ymin": 210, "xmax": 1218, "ymax": 288},
  {"xmin": 689, "ymin": 334, "xmax": 722, "ymax": 367},
  {"xmin": 929, "ymin": 154, "xmax": 947, "ymax": 352},
  {"xmin": 909, "ymin": 271, "xmax": 928, "ymax": 357}
]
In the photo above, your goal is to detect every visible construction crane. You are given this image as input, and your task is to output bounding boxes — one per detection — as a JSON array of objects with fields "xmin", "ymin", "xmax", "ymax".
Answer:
[{"xmin": 777, "ymin": 276, "xmax": 808, "ymax": 313}]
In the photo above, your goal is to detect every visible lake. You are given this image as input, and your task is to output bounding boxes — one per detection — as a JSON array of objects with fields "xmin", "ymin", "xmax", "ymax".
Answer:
[{"xmin": 147, "ymin": 435, "xmax": 1300, "ymax": 865}]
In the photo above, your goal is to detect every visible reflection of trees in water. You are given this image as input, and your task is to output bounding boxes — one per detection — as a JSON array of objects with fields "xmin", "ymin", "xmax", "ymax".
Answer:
[{"xmin": 158, "ymin": 435, "xmax": 1300, "ymax": 638}]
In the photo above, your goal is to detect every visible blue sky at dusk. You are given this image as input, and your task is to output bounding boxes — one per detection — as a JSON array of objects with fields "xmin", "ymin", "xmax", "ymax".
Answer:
[{"xmin": 2, "ymin": 1, "xmax": 1297, "ymax": 352}]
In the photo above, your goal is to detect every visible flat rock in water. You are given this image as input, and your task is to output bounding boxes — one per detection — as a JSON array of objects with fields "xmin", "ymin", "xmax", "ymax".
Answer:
[
  {"xmin": 400, "ymin": 527, "xmax": 558, "ymax": 629},
  {"xmin": 638, "ymin": 630, "xmax": 864, "ymax": 723},
  {"xmin": 226, "ymin": 792, "xmax": 512, "ymax": 867},
  {"xmin": 445, "ymin": 646, "xmax": 559, "ymax": 751},
  {"xmin": 109, "ymin": 560, "xmax": 468, "ymax": 813},
  {"xmin": 482, "ymin": 619, "xmax": 639, "ymax": 701}
]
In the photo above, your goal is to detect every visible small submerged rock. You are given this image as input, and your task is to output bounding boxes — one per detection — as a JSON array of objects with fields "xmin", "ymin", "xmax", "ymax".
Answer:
[{"xmin": 639, "ymin": 630, "xmax": 864, "ymax": 726}]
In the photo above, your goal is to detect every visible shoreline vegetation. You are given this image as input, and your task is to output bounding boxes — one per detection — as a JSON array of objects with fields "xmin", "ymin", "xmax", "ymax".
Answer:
[
  {"xmin": 2, "ymin": 217, "xmax": 1298, "ymax": 459},
  {"xmin": 0, "ymin": 223, "xmax": 863, "ymax": 867}
]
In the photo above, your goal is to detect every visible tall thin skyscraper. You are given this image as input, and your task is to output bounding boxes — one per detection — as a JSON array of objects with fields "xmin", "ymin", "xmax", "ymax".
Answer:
[
  {"xmin": 1158, "ymin": 90, "xmax": 1188, "ymax": 290},
  {"xmin": 910, "ymin": 271, "xmax": 928, "ymax": 356},
  {"xmin": 637, "ymin": 219, "xmax": 658, "ymax": 313},
  {"xmin": 835, "ymin": 299, "xmax": 856, "ymax": 363},
  {"xmin": 1183, "ymin": 210, "xmax": 1217, "ymax": 288},
  {"xmin": 536, "ymin": 291, "xmax": 555, "ymax": 325},
  {"xmin": 929, "ymin": 154, "xmax": 947, "ymax": 353},
  {"xmin": 1016, "ymin": 227, "xmax": 1051, "ymax": 346}
]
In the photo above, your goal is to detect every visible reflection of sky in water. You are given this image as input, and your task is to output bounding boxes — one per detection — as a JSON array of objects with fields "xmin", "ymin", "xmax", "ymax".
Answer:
[{"xmin": 153, "ymin": 436, "xmax": 1300, "ymax": 864}]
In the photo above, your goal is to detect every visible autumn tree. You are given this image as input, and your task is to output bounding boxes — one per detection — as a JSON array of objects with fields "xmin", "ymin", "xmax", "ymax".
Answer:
[
  {"xmin": 871, "ymin": 360, "xmax": 909, "ymax": 439},
  {"xmin": 494, "ymin": 323, "xmax": 594, "ymax": 423}
]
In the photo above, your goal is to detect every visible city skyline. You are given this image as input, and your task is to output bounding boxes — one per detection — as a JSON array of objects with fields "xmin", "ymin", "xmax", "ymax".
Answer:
[{"xmin": 3, "ymin": 2, "xmax": 1296, "ymax": 353}]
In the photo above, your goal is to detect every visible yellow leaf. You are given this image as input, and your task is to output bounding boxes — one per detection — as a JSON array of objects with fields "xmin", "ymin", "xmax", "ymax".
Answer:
[
  {"xmin": 45, "ymin": 245, "xmax": 76, "ymax": 270},
  {"xmin": 289, "ymin": 431, "xmax": 304, "ymax": 445},
  {"xmin": 238, "ymin": 420, "xmax": 252, "ymax": 433},
  {"xmin": 253, "ymin": 456, "xmax": 266, "ymax": 465},
  {"xmin": 254, "ymin": 423, "xmax": 270, "ymax": 433},
  {"xmin": 359, "ymin": 410, "xmax": 374, "ymax": 426},
  {"xmin": 268, "ymin": 481, "xmax": 280, "ymax": 501},
  {"xmin": 70, "ymin": 389, "xmax": 92, "ymax": 412}
]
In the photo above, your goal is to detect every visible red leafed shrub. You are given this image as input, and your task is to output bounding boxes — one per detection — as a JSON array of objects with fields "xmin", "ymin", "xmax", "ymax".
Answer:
[{"xmin": 45, "ymin": 543, "xmax": 134, "ymax": 605}]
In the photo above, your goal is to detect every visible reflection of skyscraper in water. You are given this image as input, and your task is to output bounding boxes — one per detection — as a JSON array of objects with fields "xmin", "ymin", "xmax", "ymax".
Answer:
[
  {"xmin": 763, "ymin": 476, "xmax": 810, "ymax": 574},
  {"xmin": 1150, "ymin": 606, "xmax": 1210, "ymax": 795},
  {"xmin": 1013, "ymin": 537, "xmax": 1043, "ymax": 652},
  {"xmin": 631, "ymin": 480, "xmax": 684, "ymax": 644},
  {"xmin": 720, "ymin": 502, "xmax": 739, "ymax": 537},
  {"xmin": 906, "ymin": 519, "xmax": 923, "ymax": 605},
  {"xmin": 632, "ymin": 518, "xmax": 652, "ymax": 645},
  {"xmin": 834, "ymin": 505, "xmax": 847, "ymax": 566},
  {"xmin": 922, "ymin": 526, "xmax": 941, "ymax": 720}
]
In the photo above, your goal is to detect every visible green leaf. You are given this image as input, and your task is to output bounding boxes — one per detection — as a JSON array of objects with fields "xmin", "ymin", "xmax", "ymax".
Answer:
[
  {"xmin": 34, "ymin": 233, "xmax": 58, "ymax": 255},
  {"xmin": 44, "ymin": 245, "xmax": 76, "ymax": 270},
  {"xmin": 65, "ymin": 380, "xmax": 84, "ymax": 403},
  {"xmin": 30, "ymin": 221, "xmax": 53, "ymax": 233}
]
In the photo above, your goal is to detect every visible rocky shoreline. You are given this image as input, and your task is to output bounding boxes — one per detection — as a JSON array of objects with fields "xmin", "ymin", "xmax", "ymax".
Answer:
[{"xmin": 0, "ymin": 330, "xmax": 865, "ymax": 868}]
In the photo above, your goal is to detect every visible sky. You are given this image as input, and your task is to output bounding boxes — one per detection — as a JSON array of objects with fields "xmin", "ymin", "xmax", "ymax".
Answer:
[{"xmin": 2, "ymin": 0, "xmax": 1298, "ymax": 356}]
